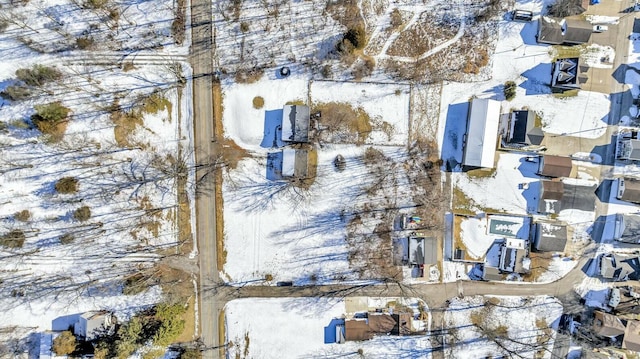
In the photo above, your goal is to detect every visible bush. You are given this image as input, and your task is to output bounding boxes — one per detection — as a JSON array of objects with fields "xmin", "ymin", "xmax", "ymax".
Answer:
[
  {"xmin": 55, "ymin": 177, "xmax": 79, "ymax": 194},
  {"xmin": 1, "ymin": 85, "xmax": 32, "ymax": 101},
  {"xmin": 52, "ymin": 331, "xmax": 76, "ymax": 355},
  {"xmin": 76, "ymin": 36, "xmax": 94, "ymax": 49},
  {"xmin": 504, "ymin": 81, "xmax": 517, "ymax": 101},
  {"xmin": 73, "ymin": 206, "xmax": 91, "ymax": 221},
  {"xmin": 240, "ymin": 22, "xmax": 249, "ymax": 33},
  {"xmin": 15, "ymin": 65, "xmax": 62, "ymax": 87},
  {"xmin": 252, "ymin": 96, "xmax": 264, "ymax": 109},
  {"xmin": 14, "ymin": 210, "xmax": 31, "ymax": 222},
  {"xmin": 32, "ymin": 102, "xmax": 71, "ymax": 137},
  {"xmin": 344, "ymin": 25, "xmax": 366, "ymax": 50},
  {"xmin": 59, "ymin": 233, "xmax": 74, "ymax": 244},
  {"xmin": 0, "ymin": 230, "xmax": 25, "ymax": 248},
  {"xmin": 178, "ymin": 348, "xmax": 202, "ymax": 359},
  {"xmin": 153, "ymin": 303, "xmax": 186, "ymax": 346},
  {"xmin": 390, "ymin": 8, "xmax": 403, "ymax": 29}
]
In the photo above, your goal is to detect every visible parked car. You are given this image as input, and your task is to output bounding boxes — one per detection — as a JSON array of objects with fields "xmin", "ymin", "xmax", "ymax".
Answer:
[
  {"xmin": 593, "ymin": 25, "xmax": 609, "ymax": 33},
  {"xmin": 276, "ymin": 281, "xmax": 293, "ymax": 287},
  {"xmin": 512, "ymin": 9, "xmax": 533, "ymax": 22}
]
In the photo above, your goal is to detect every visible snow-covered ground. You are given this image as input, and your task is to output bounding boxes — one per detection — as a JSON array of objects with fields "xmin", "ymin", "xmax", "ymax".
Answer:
[
  {"xmin": 0, "ymin": 0, "xmax": 192, "ymax": 346},
  {"xmin": 225, "ymin": 297, "xmax": 431, "ymax": 359},
  {"xmin": 221, "ymin": 76, "xmax": 414, "ymax": 284},
  {"xmin": 445, "ymin": 295, "xmax": 563, "ymax": 358}
]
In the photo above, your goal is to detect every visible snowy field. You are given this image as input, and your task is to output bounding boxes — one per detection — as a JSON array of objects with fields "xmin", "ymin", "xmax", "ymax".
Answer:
[
  {"xmin": 221, "ymin": 75, "xmax": 415, "ymax": 284},
  {"xmin": 225, "ymin": 297, "xmax": 432, "ymax": 359},
  {"xmin": 445, "ymin": 295, "xmax": 563, "ymax": 358},
  {"xmin": 0, "ymin": 0, "xmax": 192, "ymax": 348}
]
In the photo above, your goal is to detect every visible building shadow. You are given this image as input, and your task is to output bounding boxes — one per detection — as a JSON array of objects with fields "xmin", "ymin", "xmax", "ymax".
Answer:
[
  {"xmin": 522, "ymin": 180, "xmax": 540, "ymax": 214},
  {"xmin": 266, "ymin": 151, "xmax": 284, "ymax": 181},
  {"xmin": 52, "ymin": 313, "xmax": 80, "ymax": 331},
  {"xmin": 261, "ymin": 109, "xmax": 285, "ymax": 149},
  {"xmin": 440, "ymin": 102, "xmax": 469, "ymax": 172},
  {"xmin": 595, "ymin": 179, "xmax": 615, "ymax": 203},
  {"xmin": 520, "ymin": 63, "xmax": 552, "ymax": 95},
  {"xmin": 520, "ymin": 21, "xmax": 540, "ymax": 46},
  {"xmin": 323, "ymin": 318, "xmax": 345, "ymax": 344}
]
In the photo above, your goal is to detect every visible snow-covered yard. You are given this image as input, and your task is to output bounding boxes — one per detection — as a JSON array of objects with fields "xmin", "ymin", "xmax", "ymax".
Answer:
[
  {"xmin": 221, "ymin": 75, "xmax": 416, "ymax": 284},
  {"xmin": 225, "ymin": 297, "xmax": 432, "ymax": 359},
  {"xmin": 445, "ymin": 295, "xmax": 563, "ymax": 358},
  {"xmin": 0, "ymin": 0, "xmax": 193, "ymax": 350}
]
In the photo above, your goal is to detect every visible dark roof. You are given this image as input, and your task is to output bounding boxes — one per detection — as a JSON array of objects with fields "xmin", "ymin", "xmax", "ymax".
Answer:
[
  {"xmin": 620, "ymin": 178, "xmax": 640, "ymax": 204},
  {"xmin": 537, "ymin": 17, "xmax": 564, "ymax": 45},
  {"xmin": 509, "ymin": 110, "xmax": 544, "ymax": 145},
  {"xmin": 367, "ymin": 314, "xmax": 396, "ymax": 334},
  {"xmin": 564, "ymin": 19, "xmax": 593, "ymax": 44},
  {"xmin": 537, "ymin": 17, "xmax": 591, "ymax": 45},
  {"xmin": 534, "ymin": 222, "xmax": 568, "ymax": 252},
  {"xmin": 540, "ymin": 180, "xmax": 564, "ymax": 200},
  {"xmin": 538, "ymin": 155, "xmax": 572, "ymax": 178},
  {"xmin": 551, "ymin": 58, "xmax": 581, "ymax": 91}
]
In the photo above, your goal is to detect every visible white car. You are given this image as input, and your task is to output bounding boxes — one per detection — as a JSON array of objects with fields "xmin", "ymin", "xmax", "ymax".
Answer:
[{"xmin": 593, "ymin": 25, "xmax": 609, "ymax": 33}]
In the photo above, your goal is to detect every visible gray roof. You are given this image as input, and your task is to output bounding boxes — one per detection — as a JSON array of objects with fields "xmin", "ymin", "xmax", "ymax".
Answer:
[
  {"xmin": 618, "ymin": 214, "xmax": 640, "ymax": 244},
  {"xmin": 408, "ymin": 237, "xmax": 437, "ymax": 265},
  {"xmin": 482, "ymin": 265, "xmax": 503, "ymax": 281},
  {"xmin": 281, "ymin": 105, "xmax": 310, "ymax": 143},
  {"xmin": 534, "ymin": 222, "xmax": 568, "ymax": 252},
  {"xmin": 537, "ymin": 17, "xmax": 592, "ymax": 45},
  {"xmin": 281, "ymin": 149, "xmax": 309, "ymax": 178}
]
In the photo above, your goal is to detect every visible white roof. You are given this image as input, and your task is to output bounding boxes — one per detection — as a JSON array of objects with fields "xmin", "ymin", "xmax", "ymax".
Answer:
[
  {"xmin": 281, "ymin": 105, "xmax": 295, "ymax": 142},
  {"xmin": 282, "ymin": 149, "xmax": 296, "ymax": 177},
  {"xmin": 463, "ymin": 98, "xmax": 501, "ymax": 168}
]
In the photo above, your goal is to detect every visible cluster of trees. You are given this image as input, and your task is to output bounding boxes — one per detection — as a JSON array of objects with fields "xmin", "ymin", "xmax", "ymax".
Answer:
[{"xmin": 52, "ymin": 303, "xmax": 188, "ymax": 359}]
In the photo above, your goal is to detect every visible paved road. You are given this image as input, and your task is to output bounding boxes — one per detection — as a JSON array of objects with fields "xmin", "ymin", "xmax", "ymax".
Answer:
[{"xmin": 188, "ymin": 0, "xmax": 221, "ymax": 358}]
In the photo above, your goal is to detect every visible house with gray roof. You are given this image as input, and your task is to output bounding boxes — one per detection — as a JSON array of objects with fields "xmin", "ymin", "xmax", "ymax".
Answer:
[
  {"xmin": 600, "ymin": 254, "xmax": 640, "ymax": 281},
  {"xmin": 463, "ymin": 98, "xmax": 501, "ymax": 168},
  {"xmin": 537, "ymin": 17, "xmax": 592, "ymax": 45},
  {"xmin": 281, "ymin": 105, "xmax": 310, "ymax": 143},
  {"xmin": 505, "ymin": 110, "xmax": 544, "ymax": 147},
  {"xmin": 533, "ymin": 221, "xmax": 568, "ymax": 252},
  {"xmin": 538, "ymin": 180, "xmax": 564, "ymax": 214},
  {"xmin": 551, "ymin": 58, "xmax": 586, "ymax": 92},
  {"xmin": 499, "ymin": 238, "xmax": 530, "ymax": 274},
  {"xmin": 408, "ymin": 236, "xmax": 436, "ymax": 266},
  {"xmin": 281, "ymin": 148, "xmax": 309, "ymax": 179}
]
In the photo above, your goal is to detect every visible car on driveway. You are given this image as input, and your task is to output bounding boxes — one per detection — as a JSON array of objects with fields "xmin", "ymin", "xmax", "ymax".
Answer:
[{"xmin": 593, "ymin": 25, "xmax": 609, "ymax": 33}]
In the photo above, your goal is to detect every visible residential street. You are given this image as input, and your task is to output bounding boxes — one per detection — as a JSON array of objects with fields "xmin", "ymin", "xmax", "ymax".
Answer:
[{"xmin": 188, "ymin": 0, "xmax": 222, "ymax": 357}]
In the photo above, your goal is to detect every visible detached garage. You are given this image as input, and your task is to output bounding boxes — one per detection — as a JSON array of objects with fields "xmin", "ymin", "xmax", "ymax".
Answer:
[{"xmin": 463, "ymin": 98, "xmax": 501, "ymax": 168}]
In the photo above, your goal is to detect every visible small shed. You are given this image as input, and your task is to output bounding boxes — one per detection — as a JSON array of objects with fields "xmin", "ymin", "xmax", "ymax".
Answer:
[
  {"xmin": 281, "ymin": 105, "xmax": 310, "ymax": 143},
  {"xmin": 619, "ymin": 139, "xmax": 640, "ymax": 161},
  {"xmin": 74, "ymin": 311, "xmax": 114, "ymax": 340},
  {"xmin": 533, "ymin": 221, "xmax": 568, "ymax": 252},
  {"xmin": 281, "ymin": 149, "xmax": 309, "ymax": 178},
  {"xmin": 463, "ymin": 98, "xmax": 501, "ymax": 168},
  {"xmin": 617, "ymin": 177, "xmax": 640, "ymax": 204},
  {"xmin": 538, "ymin": 180, "xmax": 564, "ymax": 214},
  {"xmin": 482, "ymin": 265, "xmax": 503, "ymax": 281},
  {"xmin": 408, "ymin": 236, "xmax": 437, "ymax": 266},
  {"xmin": 537, "ymin": 155, "xmax": 572, "ymax": 178}
]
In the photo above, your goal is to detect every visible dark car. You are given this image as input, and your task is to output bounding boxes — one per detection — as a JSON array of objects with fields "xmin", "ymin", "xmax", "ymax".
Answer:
[{"xmin": 276, "ymin": 281, "xmax": 293, "ymax": 287}]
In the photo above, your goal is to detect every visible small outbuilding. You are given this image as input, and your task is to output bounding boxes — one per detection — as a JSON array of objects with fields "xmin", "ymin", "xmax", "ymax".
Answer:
[
  {"xmin": 408, "ymin": 236, "xmax": 437, "ymax": 266},
  {"xmin": 281, "ymin": 105, "xmax": 310, "ymax": 143},
  {"xmin": 281, "ymin": 149, "xmax": 309, "ymax": 179},
  {"xmin": 463, "ymin": 98, "xmax": 501, "ymax": 168},
  {"xmin": 74, "ymin": 311, "xmax": 114, "ymax": 340},
  {"xmin": 498, "ymin": 238, "xmax": 530, "ymax": 274},
  {"xmin": 537, "ymin": 155, "xmax": 572, "ymax": 178}
]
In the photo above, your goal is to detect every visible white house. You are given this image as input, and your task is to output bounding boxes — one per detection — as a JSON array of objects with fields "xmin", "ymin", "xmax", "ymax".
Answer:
[
  {"xmin": 74, "ymin": 311, "xmax": 114, "ymax": 340},
  {"xmin": 463, "ymin": 98, "xmax": 501, "ymax": 168}
]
